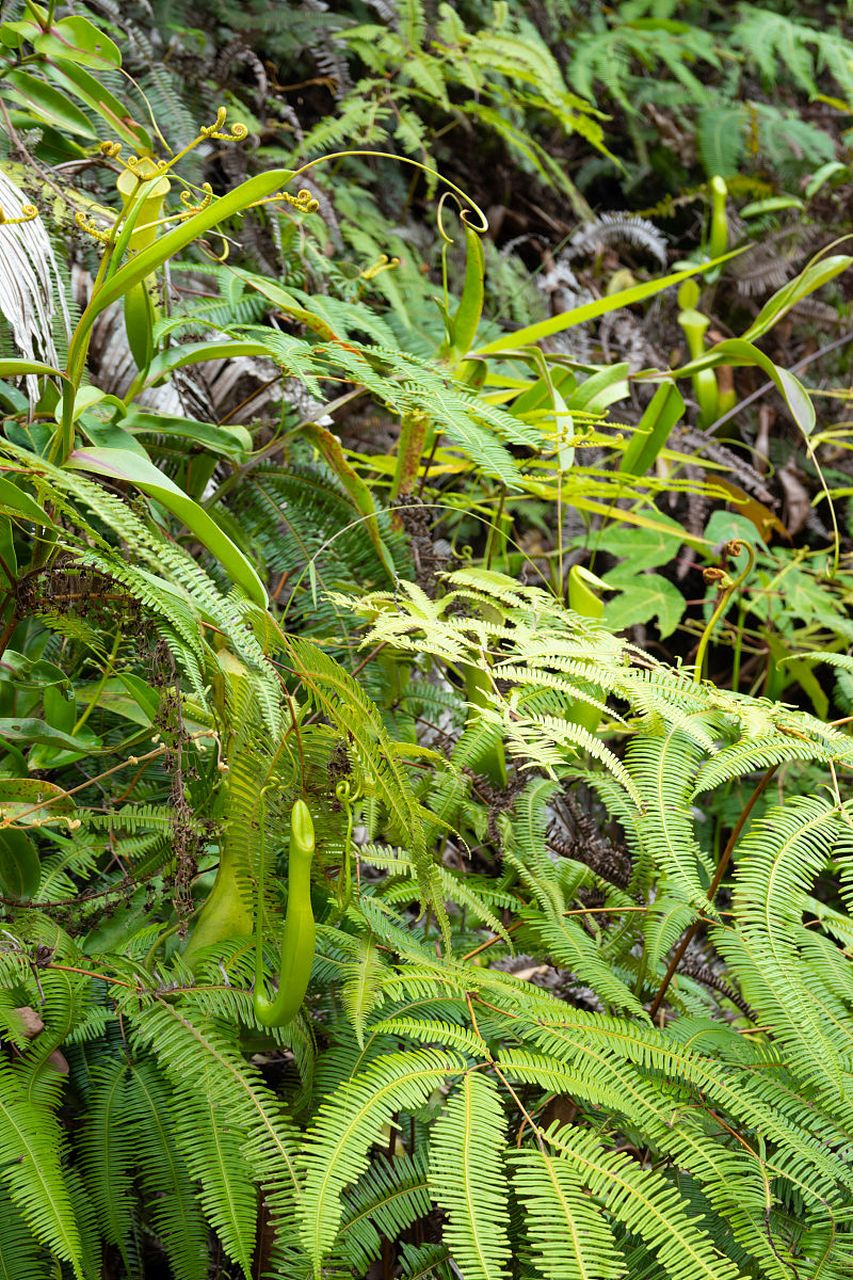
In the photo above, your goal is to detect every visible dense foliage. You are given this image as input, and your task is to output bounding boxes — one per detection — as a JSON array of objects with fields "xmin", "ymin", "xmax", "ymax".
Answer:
[{"xmin": 1, "ymin": 1, "xmax": 853, "ymax": 1277}]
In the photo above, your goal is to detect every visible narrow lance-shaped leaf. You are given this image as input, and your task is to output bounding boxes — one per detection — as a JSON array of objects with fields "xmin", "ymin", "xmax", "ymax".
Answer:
[
  {"xmin": 84, "ymin": 169, "xmax": 297, "ymax": 324},
  {"xmin": 302, "ymin": 424, "xmax": 397, "ymax": 582},
  {"xmin": 619, "ymin": 381, "xmax": 685, "ymax": 476},
  {"xmin": 475, "ymin": 250, "xmax": 742, "ymax": 355},
  {"xmin": 448, "ymin": 221, "xmax": 485, "ymax": 359},
  {"xmin": 672, "ymin": 338, "xmax": 815, "ymax": 436},
  {"xmin": 741, "ymin": 254, "xmax": 851, "ymax": 344}
]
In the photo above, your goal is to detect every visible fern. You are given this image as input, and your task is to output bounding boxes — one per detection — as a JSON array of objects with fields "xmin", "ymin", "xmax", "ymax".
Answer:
[
  {"xmin": 336, "ymin": 1151, "xmax": 431, "ymax": 1274},
  {"xmin": 429, "ymin": 1073, "xmax": 510, "ymax": 1280},
  {"xmin": 300, "ymin": 1049, "xmax": 462, "ymax": 1274},
  {"xmin": 511, "ymin": 1146, "xmax": 623, "ymax": 1280}
]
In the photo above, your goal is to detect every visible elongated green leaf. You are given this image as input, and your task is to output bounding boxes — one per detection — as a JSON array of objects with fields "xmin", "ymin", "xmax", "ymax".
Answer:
[
  {"xmin": 619, "ymin": 381, "xmax": 685, "ymax": 476},
  {"xmin": 674, "ymin": 339, "xmax": 814, "ymax": 434},
  {"xmin": 303, "ymin": 424, "xmax": 396, "ymax": 582},
  {"xmin": 66, "ymin": 447, "xmax": 268, "ymax": 605},
  {"xmin": 5, "ymin": 70, "xmax": 97, "ymax": 137},
  {"xmin": 230, "ymin": 268, "xmax": 340, "ymax": 340},
  {"xmin": 0, "ymin": 778, "xmax": 75, "ymax": 825},
  {"xmin": 44, "ymin": 58, "xmax": 150, "ymax": 148},
  {"xmin": 123, "ymin": 410, "xmax": 251, "ymax": 459},
  {"xmin": 142, "ymin": 341, "xmax": 272, "ymax": 388},
  {"xmin": 0, "ymin": 829, "xmax": 40, "ymax": 899},
  {"xmin": 87, "ymin": 170, "xmax": 296, "ymax": 322},
  {"xmin": 449, "ymin": 222, "xmax": 485, "ymax": 358},
  {"xmin": 0, "ymin": 360, "xmax": 64, "ymax": 380},
  {"xmin": 0, "ymin": 478, "xmax": 50, "ymax": 525},
  {"xmin": 741, "ymin": 254, "xmax": 851, "ymax": 344},
  {"xmin": 476, "ymin": 251, "xmax": 741, "ymax": 355},
  {"xmin": 0, "ymin": 718, "xmax": 100, "ymax": 754},
  {"xmin": 34, "ymin": 15, "xmax": 122, "ymax": 68}
]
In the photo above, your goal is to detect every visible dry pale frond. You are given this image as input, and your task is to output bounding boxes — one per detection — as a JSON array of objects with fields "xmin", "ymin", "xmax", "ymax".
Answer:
[{"xmin": 0, "ymin": 167, "xmax": 69, "ymax": 409}]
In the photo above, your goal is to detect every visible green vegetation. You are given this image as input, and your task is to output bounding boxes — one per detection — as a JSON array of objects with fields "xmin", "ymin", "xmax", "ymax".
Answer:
[{"xmin": 1, "ymin": 1, "xmax": 853, "ymax": 1276}]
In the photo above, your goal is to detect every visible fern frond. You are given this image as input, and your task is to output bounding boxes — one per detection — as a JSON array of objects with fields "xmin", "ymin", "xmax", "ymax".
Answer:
[
  {"xmin": 337, "ymin": 1151, "xmax": 431, "ymax": 1275},
  {"xmin": 78, "ymin": 1058, "xmax": 137, "ymax": 1269},
  {"xmin": 545, "ymin": 1121, "xmax": 742, "ymax": 1280},
  {"xmin": 124, "ymin": 1060, "xmax": 209, "ymax": 1280},
  {"xmin": 511, "ymin": 1146, "xmax": 623, "ymax": 1280},
  {"xmin": 429, "ymin": 1072, "xmax": 510, "ymax": 1280},
  {"xmin": 172, "ymin": 1081, "xmax": 257, "ymax": 1278},
  {"xmin": 300, "ymin": 1049, "xmax": 462, "ymax": 1274}
]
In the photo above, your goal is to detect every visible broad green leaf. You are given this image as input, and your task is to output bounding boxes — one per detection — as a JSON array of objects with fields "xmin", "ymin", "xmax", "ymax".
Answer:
[
  {"xmin": 0, "ymin": 18, "xmax": 40, "ymax": 48},
  {"xmin": 72, "ymin": 676, "xmax": 159, "ymax": 727},
  {"xmin": 66, "ymin": 447, "xmax": 268, "ymax": 606},
  {"xmin": 0, "ymin": 829, "xmax": 39, "ymax": 899},
  {"xmin": 4, "ymin": 69, "xmax": 97, "ymax": 137},
  {"xmin": 115, "ymin": 673, "xmax": 160, "ymax": 722},
  {"xmin": 475, "ymin": 251, "xmax": 742, "ymax": 355},
  {"xmin": 603, "ymin": 570, "xmax": 686, "ymax": 638},
  {"xmin": 44, "ymin": 58, "xmax": 150, "ymax": 148},
  {"xmin": 581, "ymin": 521, "xmax": 687, "ymax": 571},
  {"xmin": 0, "ymin": 652, "xmax": 68, "ymax": 691},
  {"xmin": 0, "ymin": 777, "xmax": 75, "ymax": 825},
  {"xmin": 34, "ymin": 15, "xmax": 122, "ymax": 67},
  {"xmin": 76, "ymin": 419, "xmax": 150, "ymax": 458},
  {"xmin": 0, "ymin": 718, "xmax": 100, "ymax": 764},
  {"xmin": 52, "ymin": 384, "xmax": 117, "ymax": 424},
  {"xmin": 0, "ymin": 478, "xmax": 50, "ymax": 525}
]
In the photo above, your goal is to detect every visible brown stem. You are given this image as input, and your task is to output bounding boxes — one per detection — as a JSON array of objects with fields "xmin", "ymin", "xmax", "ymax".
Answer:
[
  {"xmin": 648, "ymin": 763, "xmax": 778, "ymax": 1019},
  {"xmin": 0, "ymin": 611, "xmax": 18, "ymax": 660}
]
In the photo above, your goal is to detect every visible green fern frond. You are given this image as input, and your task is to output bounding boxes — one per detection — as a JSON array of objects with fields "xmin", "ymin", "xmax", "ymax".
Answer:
[
  {"xmin": 125, "ymin": 1060, "xmax": 209, "ymax": 1280},
  {"xmin": 0, "ymin": 1187, "xmax": 52, "ymax": 1280},
  {"xmin": 429, "ymin": 1072, "xmax": 511, "ymax": 1280},
  {"xmin": 300, "ymin": 1049, "xmax": 462, "ymax": 1274},
  {"xmin": 544, "ymin": 1121, "xmax": 742, "ymax": 1280},
  {"xmin": 511, "ymin": 1146, "xmax": 623, "ymax": 1280},
  {"xmin": 78, "ymin": 1058, "xmax": 137, "ymax": 1269},
  {"xmin": 337, "ymin": 1151, "xmax": 431, "ymax": 1275}
]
